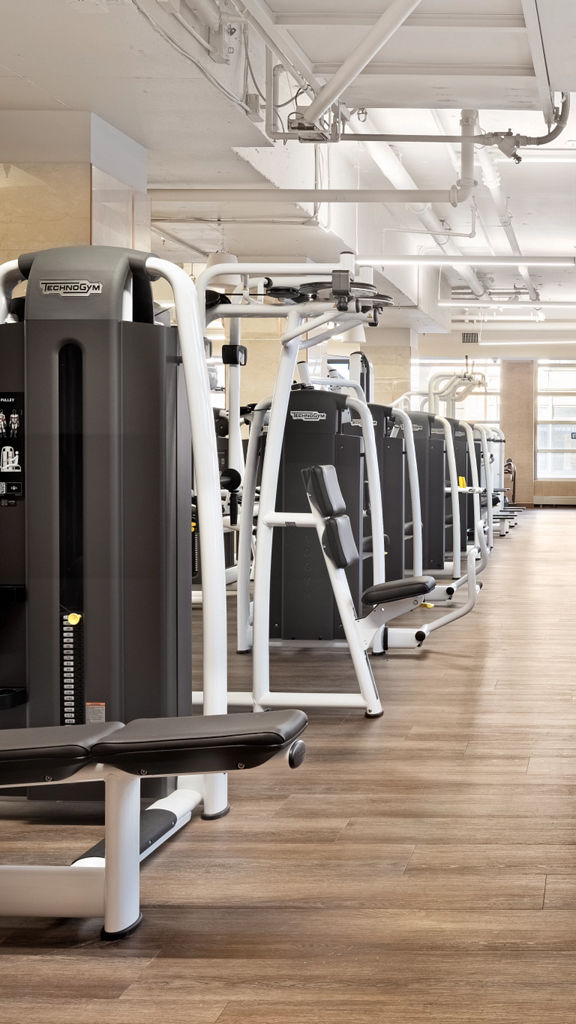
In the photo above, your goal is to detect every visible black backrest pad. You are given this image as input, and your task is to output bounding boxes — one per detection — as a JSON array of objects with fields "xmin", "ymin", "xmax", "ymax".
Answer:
[
  {"xmin": 91, "ymin": 711, "xmax": 308, "ymax": 776},
  {"xmin": 322, "ymin": 515, "xmax": 360, "ymax": 569},
  {"xmin": 302, "ymin": 464, "xmax": 347, "ymax": 517}
]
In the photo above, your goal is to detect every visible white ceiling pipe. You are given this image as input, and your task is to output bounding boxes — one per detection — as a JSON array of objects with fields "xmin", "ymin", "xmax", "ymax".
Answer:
[
  {"xmin": 441, "ymin": 301, "xmax": 576, "ymax": 309},
  {"xmin": 150, "ymin": 109, "xmax": 478, "ymax": 210},
  {"xmin": 188, "ymin": 0, "xmax": 221, "ymax": 31},
  {"xmin": 301, "ymin": 0, "xmax": 423, "ymax": 126},
  {"xmin": 363, "ymin": 109, "xmax": 485, "ymax": 295},
  {"xmin": 150, "ymin": 188, "xmax": 461, "ymax": 204},
  {"xmin": 477, "ymin": 148, "xmax": 539, "ymax": 301},
  {"xmin": 359, "ymin": 255, "xmax": 576, "ymax": 267}
]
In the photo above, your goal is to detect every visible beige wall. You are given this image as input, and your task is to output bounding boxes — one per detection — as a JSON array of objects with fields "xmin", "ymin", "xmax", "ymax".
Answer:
[
  {"xmin": 0, "ymin": 163, "xmax": 91, "ymax": 264},
  {"xmin": 323, "ymin": 327, "xmax": 413, "ymax": 406}
]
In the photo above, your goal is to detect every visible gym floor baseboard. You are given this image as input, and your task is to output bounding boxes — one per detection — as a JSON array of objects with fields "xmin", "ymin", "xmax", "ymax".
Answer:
[{"xmin": 2, "ymin": 508, "xmax": 576, "ymax": 1023}]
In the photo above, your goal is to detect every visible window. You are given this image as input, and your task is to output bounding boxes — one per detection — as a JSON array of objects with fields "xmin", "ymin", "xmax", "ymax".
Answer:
[
  {"xmin": 410, "ymin": 359, "xmax": 500, "ymax": 426},
  {"xmin": 536, "ymin": 361, "xmax": 576, "ymax": 479}
]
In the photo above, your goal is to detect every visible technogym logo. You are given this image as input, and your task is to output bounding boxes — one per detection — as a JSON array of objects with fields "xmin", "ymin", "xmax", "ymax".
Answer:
[
  {"xmin": 40, "ymin": 280, "xmax": 104, "ymax": 296},
  {"xmin": 290, "ymin": 410, "xmax": 327, "ymax": 423}
]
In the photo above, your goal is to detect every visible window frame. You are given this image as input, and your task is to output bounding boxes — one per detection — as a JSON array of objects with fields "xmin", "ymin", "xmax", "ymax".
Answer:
[{"xmin": 536, "ymin": 361, "xmax": 576, "ymax": 481}]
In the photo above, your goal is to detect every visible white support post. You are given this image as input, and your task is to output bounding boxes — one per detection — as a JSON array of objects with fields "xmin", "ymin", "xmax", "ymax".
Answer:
[
  {"xmin": 476, "ymin": 425, "xmax": 495, "ymax": 549},
  {"xmin": 227, "ymin": 318, "xmax": 245, "ymax": 481},
  {"xmin": 102, "ymin": 770, "xmax": 142, "ymax": 937},
  {"xmin": 461, "ymin": 421, "xmax": 490, "ymax": 571},
  {"xmin": 435, "ymin": 415, "xmax": 461, "ymax": 579},
  {"xmin": 252, "ymin": 313, "xmax": 303, "ymax": 710},
  {"xmin": 236, "ymin": 402, "xmax": 270, "ymax": 653},
  {"xmin": 0, "ymin": 259, "xmax": 23, "ymax": 324},
  {"xmin": 145, "ymin": 257, "xmax": 228, "ymax": 816},
  {"xmin": 391, "ymin": 408, "xmax": 423, "ymax": 576},
  {"xmin": 0, "ymin": 865, "xmax": 105, "ymax": 918},
  {"xmin": 346, "ymin": 396, "xmax": 385, "ymax": 584}
]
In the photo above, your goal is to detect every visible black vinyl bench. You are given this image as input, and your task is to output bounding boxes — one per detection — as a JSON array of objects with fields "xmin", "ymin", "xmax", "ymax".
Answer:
[{"xmin": 0, "ymin": 710, "xmax": 307, "ymax": 939}]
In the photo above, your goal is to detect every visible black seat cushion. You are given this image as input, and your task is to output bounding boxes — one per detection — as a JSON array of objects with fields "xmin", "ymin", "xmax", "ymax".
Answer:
[
  {"xmin": 0, "ymin": 722, "xmax": 123, "ymax": 786},
  {"xmin": 302, "ymin": 465, "xmax": 347, "ymax": 518},
  {"xmin": 92, "ymin": 711, "xmax": 308, "ymax": 776},
  {"xmin": 362, "ymin": 576, "xmax": 436, "ymax": 606}
]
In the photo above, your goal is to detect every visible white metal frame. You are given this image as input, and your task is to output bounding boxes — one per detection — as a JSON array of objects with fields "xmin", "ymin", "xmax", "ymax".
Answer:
[
  {"xmin": 302, "ymin": 477, "xmax": 480, "ymax": 675},
  {"xmin": 0, "ymin": 763, "xmax": 200, "ymax": 934},
  {"xmin": 191, "ymin": 253, "xmax": 394, "ymax": 713}
]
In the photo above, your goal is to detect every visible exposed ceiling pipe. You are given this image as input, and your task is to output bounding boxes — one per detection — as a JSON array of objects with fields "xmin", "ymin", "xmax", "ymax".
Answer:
[
  {"xmin": 359, "ymin": 255, "xmax": 576, "ymax": 266},
  {"xmin": 360, "ymin": 109, "xmax": 486, "ymax": 296},
  {"xmin": 300, "ymin": 0, "xmax": 423, "ymax": 127},
  {"xmin": 340, "ymin": 93, "xmax": 571, "ymax": 162},
  {"xmin": 187, "ymin": 0, "xmax": 220, "ymax": 31},
  {"xmin": 149, "ymin": 109, "xmax": 478, "ymax": 209},
  {"xmin": 150, "ymin": 187, "xmax": 466, "ymax": 203},
  {"xmin": 477, "ymin": 148, "xmax": 540, "ymax": 301}
]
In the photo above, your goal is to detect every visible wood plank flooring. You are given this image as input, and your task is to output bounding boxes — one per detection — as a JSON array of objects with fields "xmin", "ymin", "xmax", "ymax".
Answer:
[{"xmin": 2, "ymin": 508, "xmax": 576, "ymax": 1022}]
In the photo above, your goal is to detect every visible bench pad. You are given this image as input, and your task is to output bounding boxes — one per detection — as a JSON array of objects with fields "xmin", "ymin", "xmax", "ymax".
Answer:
[
  {"xmin": 91, "ymin": 711, "xmax": 308, "ymax": 776},
  {"xmin": 362, "ymin": 576, "xmax": 436, "ymax": 606},
  {"xmin": 0, "ymin": 723, "xmax": 123, "ymax": 786}
]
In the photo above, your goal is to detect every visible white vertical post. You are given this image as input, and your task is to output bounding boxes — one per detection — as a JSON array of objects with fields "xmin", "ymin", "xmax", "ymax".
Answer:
[
  {"xmin": 476, "ymin": 425, "xmax": 494, "ymax": 549},
  {"xmin": 462, "ymin": 421, "xmax": 489, "ymax": 570},
  {"xmin": 252, "ymin": 313, "xmax": 302, "ymax": 709},
  {"xmin": 0, "ymin": 260, "xmax": 23, "ymax": 323},
  {"xmin": 102, "ymin": 770, "xmax": 142, "ymax": 937},
  {"xmin": 227, "ymin": 318, "xmax": 245, "ymax": 480},
  {"xmin": 237, "ymin": 402, "xmax": 270, "ymax": 652},
  {"xmin": 435, "ymin": 415, "xmax": 461, "ymax": 579},
  {"xmin": 391, "ymin": 408, "xmax": 423, "ymax": 576},
  {"xmin": 145, "ymin": 258, "xmax": 228, "ymax": 815},
  {"xmin": 346, "ymin": 396, "xmax": 385, "ymax": 584}
]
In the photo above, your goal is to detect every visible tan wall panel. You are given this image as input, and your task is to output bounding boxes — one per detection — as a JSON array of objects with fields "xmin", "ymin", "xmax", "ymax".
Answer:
[
  {"xmin": 500, "ymin": 361, "xmax": 535, "ymax": 506},
  {"xmin": 0, "ymin": 163, "xmax": 91, "ymax": 263}
]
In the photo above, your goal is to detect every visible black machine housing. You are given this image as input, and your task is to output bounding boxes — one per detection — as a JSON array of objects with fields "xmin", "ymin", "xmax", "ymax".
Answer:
[{"xmin": 0, "ymin": 247, "xmax": 192, "ymax": 743}]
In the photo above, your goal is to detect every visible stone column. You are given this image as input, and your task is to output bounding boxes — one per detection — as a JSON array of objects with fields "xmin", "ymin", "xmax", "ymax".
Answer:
[{"xmin": 500, "ymin": 360, "xmax": 535, "ymax": 506}]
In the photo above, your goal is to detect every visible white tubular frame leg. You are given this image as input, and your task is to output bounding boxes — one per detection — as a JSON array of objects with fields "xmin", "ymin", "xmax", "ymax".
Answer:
[
  {"xmin": 0, "ymin": 865, "xmax": 105, "ymax": 919},
  {"xmin": 391, "ymin": 408, "xmax": 423, "ymax": 577},
  {"xmin": 236, "ymin": 402, "xmax": 271, "ymax": 653},
  {"xmin": 227, "ymin": 318, "xmax": 245, "ymax": 481},
  {"xmin": 476, "ymin": 425, "xmax": 494, "ymax": 549},
  {"xmin": 252, "ymin": 313, "xmax": 303, "ymax": 711},
  {"xmin": 425, "ymin": 545, "xmax": 479, "ymax": 634},
  {"xmin": 145, "ymin": 258, "xmax": 228, "ymax": 816},
  {"xmin": 435, "ymin": 415, "xmax": 461, "ymax": 579},
  {"xmin": 306, "ymin": 503, "xmax": 383, "ymax": 717},
  {"xmin": 0, "ymin": 260, "xmax": 23, "ymax": 323},
  {"xmin": 461, "ymin": 421, "xmax": 490, "ymax": 572},
  {"xmin": 102, "ymin": 769, "xmax": 142, "ymax": 937}
]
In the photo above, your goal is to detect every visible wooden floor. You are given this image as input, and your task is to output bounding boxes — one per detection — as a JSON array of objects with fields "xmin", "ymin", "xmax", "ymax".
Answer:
[{"xmin": 2, "ymin": 508, "xmax": 576, "ymax": 1022}]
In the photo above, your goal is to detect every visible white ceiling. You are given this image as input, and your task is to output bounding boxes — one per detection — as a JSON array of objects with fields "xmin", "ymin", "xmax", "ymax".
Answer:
[{"xmin": 1, "ymin": 0, "xmax": 576, "ymax": 337}]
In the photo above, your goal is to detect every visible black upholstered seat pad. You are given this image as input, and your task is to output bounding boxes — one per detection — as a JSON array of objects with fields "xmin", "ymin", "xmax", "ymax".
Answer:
[
  {"xmin": 362, "ymin": 575, "xmax": 436, "ymax": 606},
  {"xmin": 92, "ymin": 711, "xmax": 308, "ymax": 776},
  {"xmin": 0, "ymin": 722, "xmax": 123, "ymax": 786},
  {"xmin": 0, "ymin": 722, "xmax": 123, "ymax": 759}
]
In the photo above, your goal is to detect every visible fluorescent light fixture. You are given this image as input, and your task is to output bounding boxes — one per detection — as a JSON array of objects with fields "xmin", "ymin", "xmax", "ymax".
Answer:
[
  {"xmin": 439, "ymin": 301, "xmax": 576, "ymax": 309},
  {"xmin": 478, "ymin": 339, "xmax": 576, "ymax": 346},
  {"xmin": 358, "ymin": 255, "xmax": 576, "ymax": 267}
]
